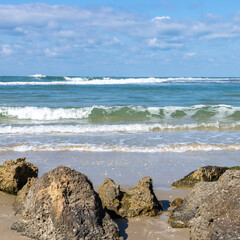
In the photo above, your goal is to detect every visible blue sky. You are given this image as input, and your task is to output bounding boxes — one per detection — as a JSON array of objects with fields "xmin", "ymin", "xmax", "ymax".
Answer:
[{"xmin": 1, "ymin": 0, "xmax": 240, "ymax": 76}]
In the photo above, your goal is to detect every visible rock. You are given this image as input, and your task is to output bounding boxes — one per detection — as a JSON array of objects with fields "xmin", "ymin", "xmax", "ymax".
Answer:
[
  {"xmin": 11, "ymin": 166, "xmax": 122, "ymax": 240},
  {"xmin": 170, "ymin": 198, "xmax": 183, "ymax": 209},
  {"xmin": 168, "ymin": 181, "xmax": 219, "ymax": 228},
  {"xmin": 218, "ymin": 168, "xmax": 240, "ymax": 181},
  {"xmin": 168, "ymin": 169, "xmax": 240, "ymax": 240},
  {"xmin": 13, "ymin": 177, "xmax": 36, "ymax": 215},
  {"xmin": 189, "ymin": 170, "xmax": 240, "ymax": 240},
  {"xmin": 0, "ymin": 157, "xmax": 38, "ymax": 194},
  {"xmin": 98, "ymin": 178, "xmax": 121, "ymax": 217},
  {"xmin": 172, "ymin": 166, "xmax": 227, "ymax": 188},
  {"xmin": 228, "ymin": 166, "xmax": 240, "ymax": 170},
  {"xmin": 99, "ymin": 177, "xmax": 162, "ymax": 218}
]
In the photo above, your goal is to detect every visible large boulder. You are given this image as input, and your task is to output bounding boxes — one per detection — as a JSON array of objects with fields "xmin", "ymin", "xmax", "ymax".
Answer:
[
  {"xmin": 189, "ymin": 170, "xmax": 240, "ymax": 240},
  {"xmin": 172, "ymin": 166, "xmax": 227, "ymax": 188},
  {"xmin": 99, "ymin": 177, "xmax": 162, "ymax": 218},
  {"xmin": 0, "ymin": 157, "xmax": 38, "ymax": 194},
  {"xmin": 168, "ymin": 170, "xmax": 240, "ymax": 240},
  {"xmin": 168, "ymin": 181, "xmax": 219, "ymax": 228},
  {"xmin": 11, "ymin": 166, "xmax": 122, "ymax": 240}
]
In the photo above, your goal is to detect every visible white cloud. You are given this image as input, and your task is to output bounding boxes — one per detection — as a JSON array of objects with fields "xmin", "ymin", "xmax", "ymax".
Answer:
[
  {"xmin": 148, "ymin": 38, "xmax": 183, "ymax": 49},
  {"xmin": 1, "ymin": 44, "xmax": 13, "ymax": 55},
  {"xmin": 184, "ymin": 52, "xmax": 197, "ymax": 57},
  {"xmin": 44, "ymin": 48, "xmax": 57, "ymax": 56},
  {"xmin": 151, "ymin": 16, "xmax": 171, "ymax": 22}
]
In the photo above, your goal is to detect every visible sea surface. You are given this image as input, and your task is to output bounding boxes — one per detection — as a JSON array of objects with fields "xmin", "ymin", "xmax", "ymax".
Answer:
[{"xmin": 0, "ymin": 75, "xmax": 240, "ymax": 153}]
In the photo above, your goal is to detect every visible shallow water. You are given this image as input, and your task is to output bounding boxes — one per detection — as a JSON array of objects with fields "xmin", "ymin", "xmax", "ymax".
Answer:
[{"xmin": 1, "ymin": 150, "xmax": 239, "ymax": 189}]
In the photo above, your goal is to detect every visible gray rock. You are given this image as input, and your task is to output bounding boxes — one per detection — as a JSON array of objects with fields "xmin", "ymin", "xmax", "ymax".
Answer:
[
  {"xmin": 168, "ymin": 170, "xmax": 240, "ymax": 240},
  {"xmin": 99, "ymin": 177, "xmax": 162, "ymax": 218},
  {"xmin": 11, "ymin": 166, "xmax": 122, "ymax": 240},
  {"xmin": 0, "ymin": 157, "xmax": 38, "ymax": 194},
  {"xmin": 13, "ymin": 177, "xmax": 36, "ymax": 215},
  {"xmin": 168, "ymin": 181, "xmax": 219, "ymax": 228},
  {"xmin": 189, "ymin": 170, "xmax": 240, "ymax": 240},
  {"xmin": 218, "ymin": 168, "xmax": 240, "ymax": 181},
  {"xmin": 172, "ymin": 165, "xmax": 227, "ymax": 188}
]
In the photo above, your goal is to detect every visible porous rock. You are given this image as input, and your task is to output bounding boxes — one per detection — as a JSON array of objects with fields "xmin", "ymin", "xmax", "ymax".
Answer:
[
  {"xmin": 168, "ymin": 170, "xmax": 240, "ymax": 240},
  {"xmin": 168, "ymin": 181, "xmax": 219, "ymax": 228},
  {"xmin": 99, "ymin": 177, "xmax": 162, "ymax": 218},
  {"xmin": 13, "ymin": 177, "xmax": 36, "ymax": 215},
  {"xmin": 11, "ymin": 166, "xmax": 122, "ymax": 240},
  {"xmin": 189, "ymin": 170, "xmax": 240, "ymax": 240},
  {"xmin": 0, "ymin": 157, "xmax": 38, "ymax": 194},
  {"xmin": 170, "ymin": 198, "xmax": 184, "ymax": 209},
  {"xmin": 172, "ymin": 165, "xmax": 227, "ymax": 188}
]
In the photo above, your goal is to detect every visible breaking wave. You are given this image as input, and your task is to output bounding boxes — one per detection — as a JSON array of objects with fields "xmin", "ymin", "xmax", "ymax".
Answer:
[
  {"xmin": 0, "ymin": 105, "xmax": 240, "ymax": 122},
  {"xmin": 0, "ymin": 77, "xmax": 239, "ymax": 85}
]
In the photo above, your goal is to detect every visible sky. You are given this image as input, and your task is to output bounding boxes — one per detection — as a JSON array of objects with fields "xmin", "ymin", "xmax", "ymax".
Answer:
[{"xmin": 1, "ymin": 0, "xmax": 240, "ymax": 76}]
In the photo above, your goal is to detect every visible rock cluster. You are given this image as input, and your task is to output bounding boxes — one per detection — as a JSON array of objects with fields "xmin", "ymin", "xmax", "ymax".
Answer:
[
  {"xmin": 99, "ymin": 177, "xmax": 162, "ymax": 218},
  {"xmin": 12, "ymin": 166, "xmax": 122, "ymax": 240},
  {"xmin": 0, "ymin": 157, "xmax": 38, "ymax": 194},
  {"xmin": 171, "ymin": 165, "xmax": 227, "ymax": 188},
  {"xmin": 169, "ymin": 170, "xmax": 240, "ymax": 240}
]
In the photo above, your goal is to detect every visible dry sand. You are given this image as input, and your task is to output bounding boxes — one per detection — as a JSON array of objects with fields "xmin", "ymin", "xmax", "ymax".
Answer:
[{"xmin": 0, "ymin": 188, "xmax": 189, "ymax": 240}]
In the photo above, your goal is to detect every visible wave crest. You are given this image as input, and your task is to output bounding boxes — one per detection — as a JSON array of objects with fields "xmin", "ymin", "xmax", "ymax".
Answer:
[{"xmin": 0, "ymin": 105, "xmax": 240, "ymax": 122}]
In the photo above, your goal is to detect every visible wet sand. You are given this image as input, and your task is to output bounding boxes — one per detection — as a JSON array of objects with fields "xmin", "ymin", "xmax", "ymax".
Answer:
[
  {"xmin": 0, "ymin": 150, "xmax": 239, "ymax": 189},
  {"xmin": 0, "ymin": 188, "xmax": 189, "ymax": 240}
]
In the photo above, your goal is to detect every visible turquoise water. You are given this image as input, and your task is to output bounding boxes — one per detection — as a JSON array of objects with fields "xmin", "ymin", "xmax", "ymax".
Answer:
[{"xmin": 0, "ymin": 76, "xmax": 240, "ymax": 152}]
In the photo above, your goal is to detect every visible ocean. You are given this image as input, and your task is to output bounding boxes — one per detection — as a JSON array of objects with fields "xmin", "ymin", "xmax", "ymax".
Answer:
[{"xmin": 0, "ymin": 76, "xmax": 240, "ymax": 153}]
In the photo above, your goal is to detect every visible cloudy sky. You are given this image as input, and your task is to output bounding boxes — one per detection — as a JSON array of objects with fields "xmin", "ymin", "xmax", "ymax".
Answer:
[{"xmin": 1, "ymin": 0, "xmax": 240, "ymax": 76}]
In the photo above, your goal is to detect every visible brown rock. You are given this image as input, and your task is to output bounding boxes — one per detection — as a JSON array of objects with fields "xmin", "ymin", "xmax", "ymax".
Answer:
[
  {"xmin": 99, "ymin": 176, "xmax": 162, "ymax": 218},
  {"xmin": 172, "ymin": 166, "xmax": 227, "ymax": 188},
  {"xmin": 11, "ymin": 166, "xmax": 122, "ymax": 240},
  {"xmin": 170, "ymin": 198, "xmax": 183, "ymax": 209},
  {"xmin": 0, "ymin": 157, "xmax": 38, "ymax": 194}
]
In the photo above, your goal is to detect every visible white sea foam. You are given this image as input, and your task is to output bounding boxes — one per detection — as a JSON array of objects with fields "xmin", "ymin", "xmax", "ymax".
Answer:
[
  {"xmin": 29, "ymin": 74, "xmax": 47, "ymax": 78},
  {"xmin": 0, "ymin": 77, "xmax": 238, "ymax": 85},
  {"xmin": 1, "ymin": 143, "xmax": 240, "ymax": 153},
  {"xmin": 0, "ymin": 105, "xmax": 239, "ymax": 121},
  {"xmin": 0, "ymin": 106, "xmax": 93, "ymax": 120},
  {"xmin": 0, "ymin": 121, "xmax": 240, "ymax": 135}
]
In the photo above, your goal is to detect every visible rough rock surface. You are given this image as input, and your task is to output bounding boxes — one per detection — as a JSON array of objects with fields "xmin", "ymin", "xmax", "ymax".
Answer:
[
  {"xmin": 13, "ymin": 177, "xmax": 36, "ymax": 215},
  {"xmin": 168, "ymin": 181, "xmax": 219, "ymax": 228},
  {"xmin": 189, "ymin": 170, "xmax": 240, "ymax": 240},
  {"xmin": 169, "ymin": 170, "xmax": 240, "ymax": 240},
  {"xmin": 99, "ymin": 177, "xmax": 162, "ymax": 218},
  {"xmin": 172, "ymin": 165, "xmax": 227, "ymax": 188},
  {"xmin": 11, "ymin": 166, "xmax": 122, "ymax": 240},
  {"xmin": 170, "ymin": 198, "xmax": 183, "ymax": 209},
  {"xmin": 0, "ymin": 157, "xmax": 38, "ymax": 194}
]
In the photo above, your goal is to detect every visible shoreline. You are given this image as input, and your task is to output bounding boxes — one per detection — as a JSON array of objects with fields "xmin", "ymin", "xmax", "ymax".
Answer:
[
  {"xmin": 0, "ymin": 150, "xmax": 239, "ymax": 190},
  {"xmin": 0, "ymin": 188, "xmax": 190, "ymax": 240}
]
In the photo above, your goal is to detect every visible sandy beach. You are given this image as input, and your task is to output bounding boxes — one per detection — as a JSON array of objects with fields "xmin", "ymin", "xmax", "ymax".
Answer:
[
  {"xmin": 0, "ymin": 187, "xmax": 189, "ymax": 240},
  {"xmin": 0, "ymin": 150, "xmax": 239, "ymax": 239}
]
